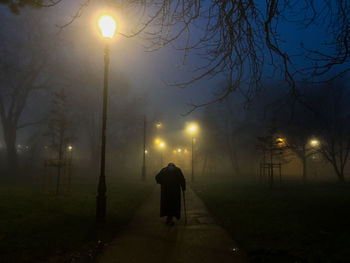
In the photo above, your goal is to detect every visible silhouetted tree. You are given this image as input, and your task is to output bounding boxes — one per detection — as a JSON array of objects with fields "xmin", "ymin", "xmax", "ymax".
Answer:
[
  {"xmin": 272, "ymin": 80, "xmax": 350, "ymax": 182},
  {"xmin": 0, "ymin": 31, "xmax": 49, "ymax": 171},
  {"xmin": 3, "ymin": 1, "xmax": 349, "ymax": 110},
  {"xmin": 315, "ymin": 85, "xmax": 350, "ymax": 182},
  {"xmin": 44, "ymin": 89, "xmax": 74, "ymax": 194},
  {"xmin": 256, "ymin": 124, "xmax": 290, "ymax": 185}
]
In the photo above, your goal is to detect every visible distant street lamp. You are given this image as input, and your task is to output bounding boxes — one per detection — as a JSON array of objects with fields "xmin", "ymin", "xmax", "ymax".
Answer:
[
  {"xmin": 67, "ymin": 145, "xmax": 73, "ymax": 192},
  {"xmin": 96, "ymin": 14, "xmax": 117, "ymax": 225},
  {"xmin": 156, "ymin": 122, "xmax": 162, "ymax": 129},
  {"xmin": 67, "ymin": 145, "xmax": 73, "ymax": 161},
  {"xmin": 186, "ymin": 122, "xmax": 199, "ymax": 182},
  {"xmin": 159, "ymin": 141, "xmax": 165, "ymax": 166},
  {"xmin": 154, "ymin": 138, "xmax": 166, "ymax": 167},
  {"xmin": 309, "ymin": 139, "xmax": 320, "ymax": 148}
]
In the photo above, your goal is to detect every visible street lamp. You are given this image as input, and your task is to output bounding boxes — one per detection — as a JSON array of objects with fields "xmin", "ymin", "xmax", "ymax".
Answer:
[
  {"xmin": 156, "ymin": 122, "xmax": 162, "ymax": 129},
  {"xmin": 309, "ymin": 139, "xmax": 320, "ymax": 147},
  {"xmin": 96, "ymin": 14, "xmax": 117, "ymax": 225},
  {"xmin": 67, "ymin": 145, "xmax": 73, "ymax": 162},
  {"xmin": 186, "ymin": 122, "xmax": 199, "ymax": 182},
  {"xmin": 159, "ymin": 141, "xmax": 165, "ymax": 166},
  {"xmin": 67, "ymin": 145, "xmax": 73, "ymax": 192},
  {"xmin": 154, "ymin": 138, "xmax": 166, "ymax": 167},
  {"xmin": 141, "ymin": 115, "xmax": 147, "ymax": 181}
]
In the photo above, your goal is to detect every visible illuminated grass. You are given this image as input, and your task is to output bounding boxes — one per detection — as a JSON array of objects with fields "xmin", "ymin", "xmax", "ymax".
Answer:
[
  {"xmin": 193, "ymin": 180, "xmax": 350, "ymax": 263},
  {"xmin": 0, "ymin": 176, "xmax": 154, "ymax": 262}
]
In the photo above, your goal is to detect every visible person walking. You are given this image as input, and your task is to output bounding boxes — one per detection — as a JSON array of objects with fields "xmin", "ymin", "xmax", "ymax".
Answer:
[{"xmin": 155, "ymin": 163, "xmax": 186, "ymax": 226}]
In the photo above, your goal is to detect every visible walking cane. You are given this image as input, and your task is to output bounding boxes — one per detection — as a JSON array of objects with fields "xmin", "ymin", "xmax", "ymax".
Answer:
[{"xmin": 183, "ymin": 190, "xmax": 187, "ymax": 226}]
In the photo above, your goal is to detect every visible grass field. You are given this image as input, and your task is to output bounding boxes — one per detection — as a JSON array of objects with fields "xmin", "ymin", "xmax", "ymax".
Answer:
[
  {"xmin": 193, "ymin": 179, "xmax": 350, "ymax": 263},
  {"xmin": 0, "ymin": 173, "xmax": 154, "ymax": 262}
]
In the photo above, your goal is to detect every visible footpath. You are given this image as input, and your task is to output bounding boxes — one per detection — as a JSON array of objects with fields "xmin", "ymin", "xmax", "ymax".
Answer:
[{"xmin": 98, "ymin": 186, "xmax": 249, "ymax": 263}]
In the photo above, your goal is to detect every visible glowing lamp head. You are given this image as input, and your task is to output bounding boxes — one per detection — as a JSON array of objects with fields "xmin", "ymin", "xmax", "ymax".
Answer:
[
  {"xmin": 98, "ymin": 15, "xmax": 117, "ymax": 39},
  {"xmin": 276, "ymin": 137, "xmax": 286, "ymax": 147},
  {"xmin": 177, "ymin": 148, "xmax": 182, "ymax": 153},
  {"xmin": 310, "ymin": 139, "xmax": 320, "ymax": 147},
  {"xmin": 187, "ymin": 122, "xmax": 199, "ymax": 135},
  {"xmin": 68, "ymin": 145, "xmax": 73, "ymax": 151},
  {"xmin": 159, "ymin": 142, "xmax": 165, "ymax": 148}
]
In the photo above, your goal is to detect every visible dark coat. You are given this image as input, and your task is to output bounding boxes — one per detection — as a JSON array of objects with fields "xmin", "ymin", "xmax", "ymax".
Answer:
[{"xmin": 155, "ymin": 165, "xmax": 186, "ymax": 220}]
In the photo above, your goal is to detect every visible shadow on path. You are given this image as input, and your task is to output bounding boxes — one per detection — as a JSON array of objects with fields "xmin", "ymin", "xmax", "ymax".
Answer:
[{"xmin": 98, "ymin": 186, "xmax": 249, "ymax": 263}]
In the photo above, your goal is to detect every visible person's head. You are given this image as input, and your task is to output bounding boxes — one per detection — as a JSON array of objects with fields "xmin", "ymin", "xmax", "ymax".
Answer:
[{"xmin": 167, "ymin": 163, "xmax": 176, "ymax": 167}]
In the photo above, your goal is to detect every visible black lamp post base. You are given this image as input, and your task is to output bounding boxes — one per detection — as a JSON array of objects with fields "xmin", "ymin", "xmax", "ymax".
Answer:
[{"xmin": 96, "ymin": 195, "xmax": 107, "ymax": 224}]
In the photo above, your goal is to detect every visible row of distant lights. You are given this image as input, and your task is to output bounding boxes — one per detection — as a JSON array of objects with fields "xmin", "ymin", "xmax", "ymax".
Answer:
[
  {"xmin": 275, "ymin": 137, "xmax": 320, "ymax": 147},
  {"xmin": 151, "ymin": 122, "xmax": 198, "ymax": 152},
  {"xmin": 17, "ymin": 144, "xmax": 30, "ymax": 152},
  {"xmin": 17, "ymin": 145, "xmax": 73, "ymax": 151},
  {"xmin": 43, "ymin": 145, "xmax": 73, "ymax": 151},
  {"xmin": 144, "ymin": 148, "xmax": 189, "ymax": 154},
  {"xmin": 156, "ymin": 122, "xmax": 198, "ymax": 133}
]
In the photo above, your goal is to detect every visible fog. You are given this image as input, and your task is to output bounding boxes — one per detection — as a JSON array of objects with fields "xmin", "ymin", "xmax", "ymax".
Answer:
[
  {"xmin": 1, "ymin": 4, "xmax": 350, "ymax": 184},
  {"xmin": 2, "ymin": 1, "xmax": 350, "ymax": 262}
]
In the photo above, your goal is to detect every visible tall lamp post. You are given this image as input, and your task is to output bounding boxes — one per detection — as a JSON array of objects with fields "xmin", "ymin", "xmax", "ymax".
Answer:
[
  {"xmin": 141, "ymin": 115, "xmax": 147, "ymax": 181},
  {"xmin": 67, "ymin": 145, "xmax": 73, "ymax": 192},
  {"xmin": 186, "ymin": 123, "xmax": 199, "ymax": 182},
  {"xmin": 154, "ymin": 137, "xmax": 166, "ymax": 168},
  {"xmin": 96, "ymin": 14, "xmax": 117, "ymax": 225},
  {"xmin": 159, "ymin": 141, "xmax": 165, "ymax": 167}
]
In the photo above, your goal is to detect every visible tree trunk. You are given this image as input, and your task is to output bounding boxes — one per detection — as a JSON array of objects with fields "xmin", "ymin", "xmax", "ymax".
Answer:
[
  {"xmin": 336, "ymin": 169, "xmax": 345, "ymax": 183},
  {"xmin": 332, "ymin": 162, "xmax": 345, "ymax": 183},
  {"xmin": 302, "ymin": 145, "xmax": 307, "ymax": 182},
  {"xmin": 202, "ymin": 153, "xmax": 208, "ymax": 177},
  {"xmin": 227, "ymin": 134, "xmax": 240, "ymax": 176},
  {"xmin": 270, "ymin": 150, "xmax": 274, "ymax": 187},
  {"xmin": 3, "ymin": 124, "xmax": 18, "ymax": 172},
  {"xmin": 56, "ymin": 138, "xmax": 64, "ymax": 194}
]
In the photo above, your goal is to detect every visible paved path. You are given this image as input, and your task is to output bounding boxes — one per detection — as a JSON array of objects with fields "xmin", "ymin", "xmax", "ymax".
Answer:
[{"xmin": 98, "ymin": 186, "xmax": 249, "ymax": 263}]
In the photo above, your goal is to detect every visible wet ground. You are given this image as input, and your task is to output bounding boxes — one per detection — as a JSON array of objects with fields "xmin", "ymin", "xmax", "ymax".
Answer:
[{"xmin": 98, "ymin": 186, "xmax": 249, "ymax": 263}]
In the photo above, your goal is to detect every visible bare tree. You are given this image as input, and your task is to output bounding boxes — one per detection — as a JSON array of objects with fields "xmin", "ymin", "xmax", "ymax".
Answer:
[
  {"xmin": 316, "ymin": 85, "xmax": 350, "ymax": 182},
  {"xmin": 44, "ymin": 89, "xmax": 75, "ymax": 194},
  {"xmin": 271, "ymin": 80, "xmax": 350, "ymax": 182},
  {"xmin": 3, "ymin": 1, "xmax": 349, "ymax": 110},
  {"xmin": 0, "ymin": 30, "xmax": 50, "ymax": 171},
  {"xmin": 0, "ymin": 0, "xmax": 62, "ymax": 14},
  {"xmin": 256, "ymin": 124, "xmax": 290, "ymax": 186}
]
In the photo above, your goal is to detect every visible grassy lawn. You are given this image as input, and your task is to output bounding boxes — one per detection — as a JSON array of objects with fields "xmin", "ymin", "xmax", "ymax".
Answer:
[
  {"xmin": 0, "ymin": 174, "xmax": 154, "ymax": 262},
  {"xmin": 193, "ymin": 179, "xmax": 350, "ymax": 263}
]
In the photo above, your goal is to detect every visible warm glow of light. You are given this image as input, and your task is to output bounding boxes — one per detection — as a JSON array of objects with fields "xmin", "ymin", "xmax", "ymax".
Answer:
[
  {"xmin": 68, "ymin": 145, "xmax": 73, "ymax": 151},
  {"xmin": 310, "ymin": 139, "xmax": 320, "ymax": 147},
  {"xmin": 186, "ymin": 122, "xmax": 199, "ymax": 136},
  {"xmin": 177, "ymin": 148, "xmax": 182, "ymax": 153},
  {"xmin": 145, "ymin": 150, "xmax": 148, "ymax": 154},
  {"xmin": 154, "ymin": 138, "xmax": 166, "ymax": 149},
  {"xmin": 156, "ymin": 122, "xmax": 162, "ymax": 129},
  {"xmin": 173, "ymin": 150, "xmax": 177, "ymax": 154},
  {"xmin": 184, "ymin": 148, "xmax": 188, "ymax": 153},
  {"xmin": 276, "ymin": 137, "xmax": 286, "ymax": 147},
  {"xmin": 98, "ymin": 15, "xmax": 117, "ymax": 39}
]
